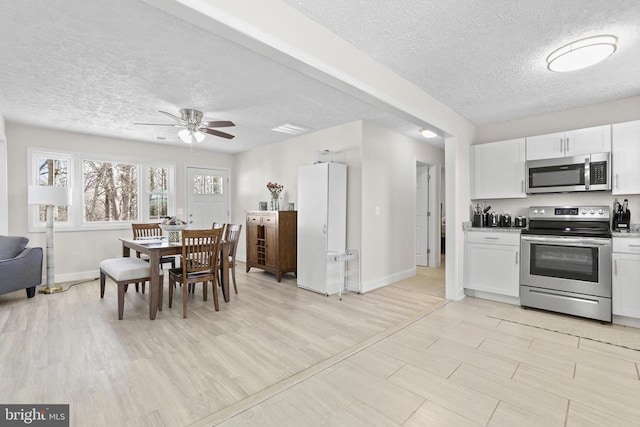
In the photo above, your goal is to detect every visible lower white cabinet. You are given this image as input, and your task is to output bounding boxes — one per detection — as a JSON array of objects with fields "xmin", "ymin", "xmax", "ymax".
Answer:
[
  {"xmin": 465, "ymin": 231, "xmax": 520, "ymax": 297},
  {"xmin": 612, "ymin": 238, "xmax": 640, "ymax": 318}
]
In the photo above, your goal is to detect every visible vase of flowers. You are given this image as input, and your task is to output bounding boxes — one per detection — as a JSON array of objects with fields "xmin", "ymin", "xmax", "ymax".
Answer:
[{"xmin": 266, "ymin": 181, "xmax": 284, "ymax": 211}]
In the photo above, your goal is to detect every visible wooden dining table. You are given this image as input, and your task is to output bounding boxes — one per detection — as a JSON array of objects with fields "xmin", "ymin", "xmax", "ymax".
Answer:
[{"xmin": 120, "ymin": 237, "xmax": 230, "ymax": 320}]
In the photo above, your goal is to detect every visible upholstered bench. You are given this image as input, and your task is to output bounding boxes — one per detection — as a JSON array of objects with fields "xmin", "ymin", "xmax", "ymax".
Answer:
[{"xmin": 99, "ymin": 257, "xmax": 163, "ymax": 319}]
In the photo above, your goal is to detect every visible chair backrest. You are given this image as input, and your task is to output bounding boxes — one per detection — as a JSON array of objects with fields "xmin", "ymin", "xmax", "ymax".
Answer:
[
  {"xmin": 132, "ymin": 223, "xmax": 162, "ymax": 239},
  {"xmin": 181, "ymin": 228, "xmax": 223, "ymax": 275},
  {"xmin": 212, "ymin": 222, "xmax": 225, "ymax": 233},
  {"xmin": 223, "ymin": 224, "xmax": 242, "ymax": 260}
]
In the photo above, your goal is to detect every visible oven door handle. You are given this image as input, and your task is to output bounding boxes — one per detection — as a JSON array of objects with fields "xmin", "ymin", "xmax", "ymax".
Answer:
[{"xmin": 521, "ymin": 235, "xmax": 611, "ymax": 246}]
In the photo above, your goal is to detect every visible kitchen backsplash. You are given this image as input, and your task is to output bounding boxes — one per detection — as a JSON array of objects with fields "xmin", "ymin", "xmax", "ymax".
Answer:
[{"xmin": 471, "ymin": 193, "xmax": 640, "ymax": 220}]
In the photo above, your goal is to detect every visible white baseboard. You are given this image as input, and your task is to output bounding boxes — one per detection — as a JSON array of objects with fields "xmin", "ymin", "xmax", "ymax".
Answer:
[
  {"xmin": 46, "ymin": 270, "xmax": 100, "ymax": 285},
  {"xmin": 464, "ymin": 289, "xmax": 520, "ymax": 306},
  {"xmin": 612, "ymin": 315, "xmax": 640, "ymax": 328},
  {"xmin": 360, "ymin": 267, "xmax": 416, "ymax": 293}
]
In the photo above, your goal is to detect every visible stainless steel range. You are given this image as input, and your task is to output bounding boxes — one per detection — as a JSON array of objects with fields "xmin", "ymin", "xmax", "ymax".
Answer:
[{"xmin": 520, "ymin": 206, "xmax": 612, "ymax": 322}]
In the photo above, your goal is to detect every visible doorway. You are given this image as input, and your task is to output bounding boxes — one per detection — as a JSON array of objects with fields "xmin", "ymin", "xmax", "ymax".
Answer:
[
  {"xmin": 186, "ymin": 167, "xmax": 230, "ymax": 229},
  {"xmin": 411, "ymin": 161, "xmax": 445, "ymax": 298}
]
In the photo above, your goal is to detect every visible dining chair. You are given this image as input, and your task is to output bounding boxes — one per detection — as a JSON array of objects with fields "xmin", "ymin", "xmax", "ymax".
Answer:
[
  {"xmin": 212, "ymin": 222, "xmax": 225, "ymax": 232},
  {"xmin": 131, "ymin": 223, "xmax": 177, "ymax": 293},
  {"xmin": 168, "ymin": 228, "xmax": 223, "ymax": 318},
  {"xmin": 221, "ymin": 224, "xmax": 242, "ymax": 294}
]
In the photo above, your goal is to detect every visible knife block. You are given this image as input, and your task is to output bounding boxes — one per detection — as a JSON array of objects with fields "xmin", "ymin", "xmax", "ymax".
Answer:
[{"xmin": 613, "ymin": 210, "xmax": 631, "ymax": 231}]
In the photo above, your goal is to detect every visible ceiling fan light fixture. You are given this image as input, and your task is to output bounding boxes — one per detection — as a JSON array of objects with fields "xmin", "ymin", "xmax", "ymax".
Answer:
[
  {"xmin": 546, "ymin": 35, "xmax": 617, "ymax": 72},
  {"xmin": 419, "ymin": 128, "xmax": 438, "ymax": 138},
  {"xmin": 177, "ymin": 129, "xmax": 205, "ymax": 143}
]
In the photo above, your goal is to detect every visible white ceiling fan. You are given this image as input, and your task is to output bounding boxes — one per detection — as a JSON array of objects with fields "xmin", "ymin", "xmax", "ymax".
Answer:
[{"xmin": 135, "ymin": 108, "xmax": 235, "ymax": 143}]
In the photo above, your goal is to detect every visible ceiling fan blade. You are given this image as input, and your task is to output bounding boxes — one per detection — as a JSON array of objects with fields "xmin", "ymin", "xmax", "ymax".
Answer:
[
  {"xmin": 202, "ymin": 120, "xmax": 235, "ymax": 128},
  {"xmin": 158, "ymin": 110, "xmax": 187, "ymax": 125},
  {"xmin": 200, "ymin": 128, "xmax": 235, "ymax": 139},
  {"xmin": 134, "ymin": 122, "xmax": 181, "ymax": 127}
]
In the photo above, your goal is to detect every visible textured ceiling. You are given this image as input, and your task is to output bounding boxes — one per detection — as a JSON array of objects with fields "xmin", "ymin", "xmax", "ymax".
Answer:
[
  {"xmin": 286, "ymin": 0, "xmax": 640, "ymax": 126},
  {"xmin": 1, "ymin": 1, "xmax": 639, "ymax": 153}
]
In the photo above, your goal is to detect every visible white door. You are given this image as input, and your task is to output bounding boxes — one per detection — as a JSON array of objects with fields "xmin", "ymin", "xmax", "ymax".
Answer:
[
  {"xmin": 186, "ymin": 167, "xmax": 229, "ymax": 229},
  {"xmin": 416, "ymin": 164, "xmax": 429, "ymax": 266}
]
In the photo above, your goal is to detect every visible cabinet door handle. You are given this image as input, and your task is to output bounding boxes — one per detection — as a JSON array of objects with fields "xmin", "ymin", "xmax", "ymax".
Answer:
[
  {"xmin": 628, "ymin": 245, "xmax": 640, "ymax": 248},
  {"xmin": 560, "ymin": 137, "xmax": 563, "ymax": 153},
  {"xmin": 515, "ymin": 251, "xmax": 519, "ymax": 265},
  {"xmin": 483, "ymin": 237, "xmax": 499, "ymax": 240},
  {"xmin": 615, "ymin": 174, "xmax": 619, "ymax": 189},
  {"xmin": 521, "ymin": 180, "xmax": 524, "ymax": 193},
  {"xmin": 566, "ymin": 137, "xmax": 569, "ymax": 153},
  {"xmin": 614, "ymin": 259, "xmax": 617, "ymax": 276}
]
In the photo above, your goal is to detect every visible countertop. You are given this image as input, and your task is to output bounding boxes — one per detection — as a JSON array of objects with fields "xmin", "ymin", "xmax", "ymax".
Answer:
[{"xmin": 462, "ymin": 222, "xmax": 524, "ymax": 233}]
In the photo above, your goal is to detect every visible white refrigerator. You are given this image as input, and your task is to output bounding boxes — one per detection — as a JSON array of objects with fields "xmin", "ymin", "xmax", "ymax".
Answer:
[{"xmin": 297, "ymin": 162, "xmax": 347, "ymax": 295}]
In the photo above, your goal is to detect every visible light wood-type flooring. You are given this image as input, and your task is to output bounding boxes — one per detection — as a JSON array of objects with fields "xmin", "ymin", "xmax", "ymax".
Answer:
[{"xmin": 2, "ymin": 260, "xmax": 639, "ymax": 426}]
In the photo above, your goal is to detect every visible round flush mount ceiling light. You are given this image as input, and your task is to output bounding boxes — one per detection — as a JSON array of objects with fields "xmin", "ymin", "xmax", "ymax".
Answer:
[
  {"xmin": 419, "ymin": 128, "xmax": 438, "ymax": 138},
  {"xmin": 546, "ymin": 35, "xmax": 617, "ymax": 72}
]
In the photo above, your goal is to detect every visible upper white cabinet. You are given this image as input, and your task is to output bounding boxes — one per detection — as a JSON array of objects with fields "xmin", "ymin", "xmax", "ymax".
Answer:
[
  {"xmin": 471, "ymin": 138, "xmax": 526, "ymax": 199},
  {"xmin": 612, "ymin": 120, "xmax": 640, "ymax": 195},
  {"xmin": 526, "ymin": 125, "xmax": 611, "ymax": 160}
]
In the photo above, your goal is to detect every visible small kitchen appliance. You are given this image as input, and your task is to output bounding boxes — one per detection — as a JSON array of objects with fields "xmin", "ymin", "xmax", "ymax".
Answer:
[
  {"xmin": 525, "ymin": 152, "xmax": 610, "ymax": 194},
  {"xmin": 514, "ymin": 216, "xmax": 527, "ymax": 228},
  {"xmin": 500, "ymin": 213, "xmax": 512, "ymax": 227}
]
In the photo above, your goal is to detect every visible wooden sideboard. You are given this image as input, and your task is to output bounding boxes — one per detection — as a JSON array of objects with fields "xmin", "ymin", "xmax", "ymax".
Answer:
[{"xmin": 245, "ymin": 210, "xmax": 297, "ymax": 282}]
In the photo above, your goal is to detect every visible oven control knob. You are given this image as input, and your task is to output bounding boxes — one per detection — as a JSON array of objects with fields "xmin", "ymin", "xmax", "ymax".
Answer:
[
  {"xmin": 589, "ymin": 209, "xmax": 595, "ymax": 215},
  {"xmin": 533, "ymin": 209, "xmax": 538, "ymax": 214},
  {"xmin": 598, "ymin": 209, "xmax": 604, "ymax": 215},
  {"xmin": 540, "ymin": 209, "xmax": 545, "ymax": 214},
  {"xmin": 581, "ymin": 209, "xmax": 587, "ymax": 215}
]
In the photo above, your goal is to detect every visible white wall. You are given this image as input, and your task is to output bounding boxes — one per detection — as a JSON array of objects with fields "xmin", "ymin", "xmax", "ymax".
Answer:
[
  {"xmin": 361, "ymin": 121, "xmax": 444, "ymax": 291},
  {"xmin": 472, "ymin": 96, "xmax": 640, "ymax": 222},
  {"xmin": 233, "ymin": 121, "xmax": 363, "ymax": 263},
  {"xmin": 6, "ymin": 122, "xmax": 234, "ymax": 282},
  {"xmin": 0, "ymin": 112, "xmax": 7, "ymax": 235}
]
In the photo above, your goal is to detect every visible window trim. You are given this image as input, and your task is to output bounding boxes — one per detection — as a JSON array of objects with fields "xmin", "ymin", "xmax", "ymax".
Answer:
[{"xmin": 27, "ymin": 147, "xmax": 175, "ymax": 232}]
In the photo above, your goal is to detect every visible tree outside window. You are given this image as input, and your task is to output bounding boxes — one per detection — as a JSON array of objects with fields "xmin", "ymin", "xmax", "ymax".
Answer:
[
  {"xmin": 148, "ymin": 166, "xmax": 169, "ymax": 219},
  {"xmin": 83, "ymin": 160, "xmax": 138, "ymax": 222},
  {"xmin": 36, "ymin": 156, "xmax": 70, "ymax": 222}
]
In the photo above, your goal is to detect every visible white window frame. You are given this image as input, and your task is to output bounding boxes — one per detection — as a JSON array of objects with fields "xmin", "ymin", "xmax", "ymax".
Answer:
[{"xmin": 27, "ymin": 147, "xmax": 175, "ymax": 232}]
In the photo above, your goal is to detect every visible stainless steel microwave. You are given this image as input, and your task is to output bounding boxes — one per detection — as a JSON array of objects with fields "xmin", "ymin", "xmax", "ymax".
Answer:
[{"xmin": 525, "ymin": 152, "xmax": 611, "ymax": 194}]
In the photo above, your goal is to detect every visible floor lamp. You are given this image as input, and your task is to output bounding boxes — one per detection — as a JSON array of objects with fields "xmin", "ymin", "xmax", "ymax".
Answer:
[{"xmin": 28, "ymin": 185, "xmax": 72, "ymax": 294}]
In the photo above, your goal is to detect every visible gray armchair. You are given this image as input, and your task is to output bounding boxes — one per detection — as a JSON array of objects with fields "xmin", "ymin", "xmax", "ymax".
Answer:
[{"xmin": 0, "ymin": 236, "xmax": 43, "ymax": 298}]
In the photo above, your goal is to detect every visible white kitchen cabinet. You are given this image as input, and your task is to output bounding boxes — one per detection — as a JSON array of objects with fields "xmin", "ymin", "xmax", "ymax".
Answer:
[
  {"xmin": 526, "ymin": 125, "xmax": 611, "ymax": 160},
  {"xmin": 297, "ymin": 162, "xmax": 347, "ymax": 295},
  {"xmin": 612, "ymin": 238, "xmax": 640, "ymax": 319},
  {"xmin": 471, "ymin": 138, "xmax": 526, "ymax": 199},
  {"xmin": 612, "ymin": 120, "xmax": 640, "ymax": 195},
  {"xmin": 464, "ymin": 231, "xmax": 520, "ymax": 297}
]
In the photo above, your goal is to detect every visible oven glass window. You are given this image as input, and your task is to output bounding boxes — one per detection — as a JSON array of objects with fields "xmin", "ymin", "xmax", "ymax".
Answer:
[
  {"xmin": 530, "ymin": 244, "xmax": 598, "ymax": 282},
  {"xmin": 529, "ymin": 164, "xmax": 585, "ymax": 188}
]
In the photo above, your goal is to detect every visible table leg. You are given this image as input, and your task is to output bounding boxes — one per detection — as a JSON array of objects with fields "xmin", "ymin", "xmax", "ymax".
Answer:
[
  {"xmin": 221, "ymin": 244, "xmax": 230, "ymax": 303},
  {"xmin": 149, "ymin": 251, "xmax": 161, "ymax": 319}
]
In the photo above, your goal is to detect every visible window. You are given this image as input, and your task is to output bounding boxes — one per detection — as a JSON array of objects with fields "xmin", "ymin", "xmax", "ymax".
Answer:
[
  {"xmin": 33, "ymin": 152, "xmax": 73, "ymax": 223},
  {"xmin": 147, "ymin": 165, "xmax": 169, "ymax": 219},
  {"xmin": 83, "ymin": 160, "xmax": 138, "ymax": 222},
  {"xmin": 28, "ymin": 147, "xmax": 174, "ymax": 231},
  {"xmin": 193, "ymin": 174, "xmax": 224, "ymax": 195}
]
